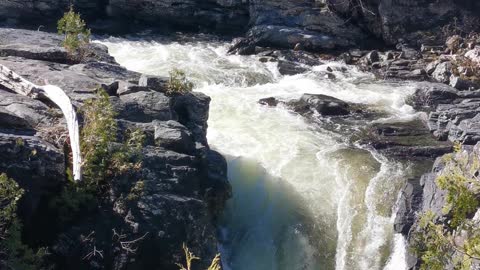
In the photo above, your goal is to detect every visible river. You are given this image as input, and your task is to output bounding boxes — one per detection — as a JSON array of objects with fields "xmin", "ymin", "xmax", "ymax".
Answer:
[{"xmin": 98, "ymin": 34, "xmax": 421, "ymax": 270}]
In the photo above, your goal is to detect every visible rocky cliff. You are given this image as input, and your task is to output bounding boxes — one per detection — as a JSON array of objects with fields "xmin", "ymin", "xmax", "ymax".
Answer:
[
  {"xmin": 0, "ymin": 28, "xmax": 230, "ymax": 270},
  {"xmin": 1, "ymin": 0, "xmax": 479, "ymax": 50}
]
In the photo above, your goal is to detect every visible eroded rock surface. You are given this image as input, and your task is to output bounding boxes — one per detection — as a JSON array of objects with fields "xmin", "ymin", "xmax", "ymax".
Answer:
[{"xmin": 0, "ymin": 28, "xmax": 229, "ymax": 270}]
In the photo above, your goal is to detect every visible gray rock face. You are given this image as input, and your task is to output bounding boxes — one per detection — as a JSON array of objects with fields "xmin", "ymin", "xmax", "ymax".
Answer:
[
  {"xmin": 108, "ymin": 0, "xmax": 249, "ymax": 33},
  {"xmin": 394, "ymin": 179, "xmax": 424, "ymax": 235},
  {"xmin": 0, "ymin": 28, "xmax": 229, "ymax": 270},
  {"xmin": 428, "ymin": 99, "xmax": 480, "ymax": 143},
  {"xmin": 1, "ymin": 0, "xmax": 479, "ymax": 52},
  {"xmin": 328, "ymin": 0, "xmax": 480, "ymax": 46}
]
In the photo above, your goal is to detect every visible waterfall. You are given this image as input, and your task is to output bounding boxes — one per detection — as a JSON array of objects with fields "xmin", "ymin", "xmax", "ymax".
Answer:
[
  {"xmin": 100, "ymin": 36, "xmax": 419, "ymax": 270},
  {"xmin": 0, "ymin": 64, "xmax": 82, "ymax": 181}
]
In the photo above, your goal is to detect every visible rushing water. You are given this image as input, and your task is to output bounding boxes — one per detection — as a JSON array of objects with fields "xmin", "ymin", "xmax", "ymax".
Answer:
[{"xmin": 99, "ymin": 34, "xmax": 421, "ymax": 270}]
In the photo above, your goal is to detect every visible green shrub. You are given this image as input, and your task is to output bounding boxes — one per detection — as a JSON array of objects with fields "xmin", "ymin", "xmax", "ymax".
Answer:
[
  {"xmin": 57, "ymin": 6, "xmax": 91, "ymax": 56},
  {"xmin": 80, "ymin": 88, "xmax": 117, "ymax": 189},
  {"xmin": 413, "ymin": 144, "xmax": 480, "ymax": 269},
  {"xmin": 80, "ymin": 88, "xmax": 145, "ymax": 194},
  {"xmin": 0, "ymin": 173, "xmax": 47, "ymax": 270},
  {"xmin": 167, "ymin": 69, "xmax": 194, "ymax": 95}
]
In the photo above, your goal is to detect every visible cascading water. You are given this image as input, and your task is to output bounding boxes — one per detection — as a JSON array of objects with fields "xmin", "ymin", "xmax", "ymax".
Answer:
[{"xmin": 99, "ymin": 35, "xmax": 421, "ymax": 270}]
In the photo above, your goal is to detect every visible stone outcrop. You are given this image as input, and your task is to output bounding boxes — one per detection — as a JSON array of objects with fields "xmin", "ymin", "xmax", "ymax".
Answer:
[
  {"xmin": 3, "ymin": 0, "xmax": 478, "ymax": 52},
  {"xmin": 327, "ymin": 0, "xmax": 480, "ymax": 46},
  {"xmin": 0, "ymin": 28, "xmax": 229, "ymax": 270}
]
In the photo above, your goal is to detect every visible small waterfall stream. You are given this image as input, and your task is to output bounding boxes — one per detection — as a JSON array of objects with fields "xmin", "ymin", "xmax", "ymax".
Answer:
[{"xmin": 99, "ymin": 35, "xmax": 421, "ymax": 270}]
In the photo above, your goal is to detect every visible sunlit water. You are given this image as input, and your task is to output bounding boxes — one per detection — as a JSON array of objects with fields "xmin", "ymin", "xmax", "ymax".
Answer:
[{"xmin": 98, "ymin": 35, "xmax": 420, "ymax": 270}]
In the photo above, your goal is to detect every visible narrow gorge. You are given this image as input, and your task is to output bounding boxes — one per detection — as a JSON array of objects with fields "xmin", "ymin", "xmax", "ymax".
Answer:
[{"xmin": 1, "ymin": 1, "xmax": 480, "ymax": 270}]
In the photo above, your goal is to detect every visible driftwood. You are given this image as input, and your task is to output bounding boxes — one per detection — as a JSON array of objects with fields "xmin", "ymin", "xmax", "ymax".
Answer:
[{"xmin": 0, "ymin": 64, "xmax": 82, "ymax": 181}]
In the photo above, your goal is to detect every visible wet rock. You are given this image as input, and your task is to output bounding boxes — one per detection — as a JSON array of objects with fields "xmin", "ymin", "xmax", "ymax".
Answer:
[
  {"xmin": 365, "ymin": 50, "xmax": 379, "ymax": 64},
  {"xmin": 277, "ymin": 60, "xmax": 308, "ymax": 75},
  {"xmin": 228, "ymin": 22, "xmax": 364, "ymax": 54},
  {"xmin": 394, "ymin": 179, "xmax": 424, "ymax": 235},
  {"xmin": 356, "ymin": 120, "xmax": 452, "ymax": 159},
  {"xmin": 258, "ymin": 97, "xmax": 279, "ymax": 107},
  {"xmin": 287, "ymin": 94, "xmax": 350, "ymax": 116},
  {"xmin": 228, "ymin": 37, "xmax": 256, "ymax": 55},
  {"xmin": 408, "ymin": 82, "xmax": 459, "ymax": 111}
]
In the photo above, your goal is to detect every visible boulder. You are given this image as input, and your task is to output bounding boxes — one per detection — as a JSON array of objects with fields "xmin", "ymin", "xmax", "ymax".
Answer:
[
  {"xmin": 287, "ymin": 94, "xmax": 350, "ymax": 116},
  {"xmin": 277, "ymin": 60, "xmax": 308, "ymax": 75},
  {"xmin": 432, "ymin": 62, "xmax": 453, "ymax": 83},
  {"xmin": 138, "ymin": 74, "xmax": 168, "ymax": 92},
  {"xmin": 153, "ymin": 120, "xmax": 195, "ymax": 154},
  {"xmin": 408, "ymin": 82, "xmax": 458, "ymax": 111},
  {"xmin": 366, "ymin": 50, "xmax": 380, "ymax": 64},
  {"xmin": 258, "ymin": 97, "xmax": 279, "ymax": 107},
  {"xmin": 394, "ymin": 179, "xmax": 424, "ymax": 235}
]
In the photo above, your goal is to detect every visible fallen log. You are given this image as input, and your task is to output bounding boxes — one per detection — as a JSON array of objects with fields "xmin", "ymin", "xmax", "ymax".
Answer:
[{"xmin": 0, "ymin": 64, "xmax": 82, "ymax": 181}]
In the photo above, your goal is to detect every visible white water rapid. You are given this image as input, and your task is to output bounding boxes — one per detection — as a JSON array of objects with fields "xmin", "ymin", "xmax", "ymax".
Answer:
[
  {"xmin": 0, "ymin": 64, "xmax": 82, "ymax": 181},
  {"xmin": 99, "ymin": 35, "xmax": 422, "ymax": 270}
]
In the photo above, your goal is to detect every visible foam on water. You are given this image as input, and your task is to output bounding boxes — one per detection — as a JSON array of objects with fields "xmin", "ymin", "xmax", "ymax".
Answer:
[{"xmin": 98, "ymin": 36, "xmax": 417, "ymax": 270}]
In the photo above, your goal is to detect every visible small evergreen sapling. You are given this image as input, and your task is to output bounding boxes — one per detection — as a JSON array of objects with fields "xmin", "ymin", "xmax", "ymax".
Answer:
[{"xmin": 57, "ymin": 6, "xmax": 91, "ymax": 57}]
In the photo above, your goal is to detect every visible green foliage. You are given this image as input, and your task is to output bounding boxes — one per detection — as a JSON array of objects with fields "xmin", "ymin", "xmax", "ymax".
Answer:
[
  {"xmin": 80, "ymin": 88, "xmax": 145, "ymax": 195},
  {"xmin": 57, "ymin": 6, "xmax": 91, "ymax": 55},
  {"xmin": 414, "ymin": 143, "xmax": 480, "ymax": 269},
  {"xmin": 167, "ymin": 69, "xmax": 194, "ymax": 95},
  {"xmin": 49, "ymin": 182, "xmax": 97, "ymax": 224},
  {"xmin": 412, "ymin": 211, "xmax": 453, "ymax": 270},
  {"xmin": 436, "ymin": 151, "xmax": 479, "ymax": 228},
  {"xmin": 0, "ymin": 173, "xmax": 24, "ymax": 227},
  {"xmin": 80, "ymin": 88, "xmax": 117, "ymax": 189},
  {"xmin": 0, "ymin": 173, "xmax": 47, "ymax": 270},
  {"xmin": 437, "ymin": 173, "xmax": 478, "ymax": 228}
]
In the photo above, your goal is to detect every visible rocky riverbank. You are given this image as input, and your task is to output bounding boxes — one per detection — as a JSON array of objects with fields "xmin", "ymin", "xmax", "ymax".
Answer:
[
  {"xmin": 1, "ymin": 1, "xmax": 480, "ymax": 49},
  {"xmin": 0, "ymin": 28, "xmax": 229, "ymax": 270}
]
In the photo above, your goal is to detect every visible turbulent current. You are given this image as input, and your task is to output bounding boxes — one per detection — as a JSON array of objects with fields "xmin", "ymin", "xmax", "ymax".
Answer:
[{"xmin": 99, "ymin": 34, "xmax": 422, "ymax": 270}]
